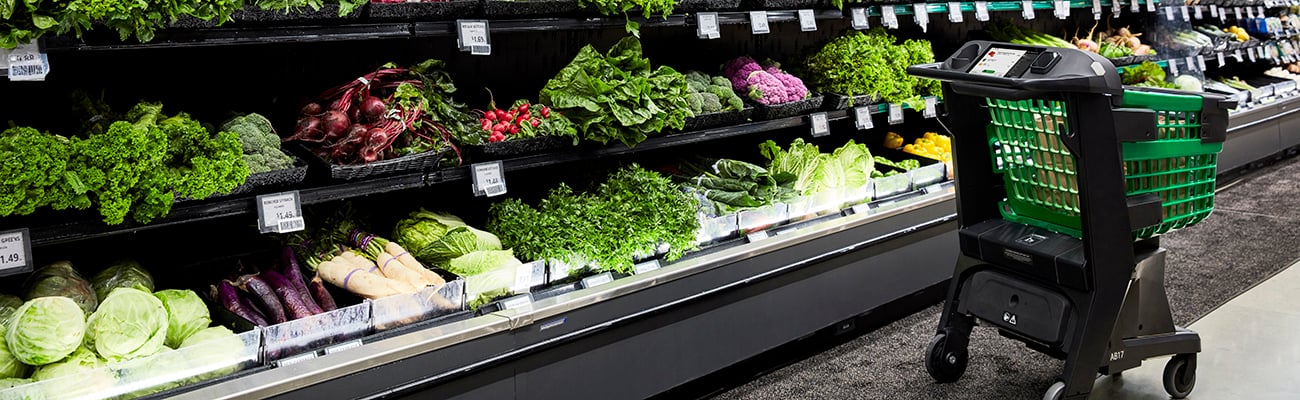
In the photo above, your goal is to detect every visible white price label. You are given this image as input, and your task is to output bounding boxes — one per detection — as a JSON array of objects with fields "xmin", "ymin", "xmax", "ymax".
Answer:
[
  {"xmin": 1165, "ymin": 6, "xmax": 1175, "ymax": 20},
  {"xmin": 888, "ymin": 104, "xmax": 904, "ymax": 125},
  {"xmin": 1247, "ymin": 6, "xmax": 1255, "ymax": 19},
  {"xmin": 1235, "ymin": 7, "xmax": 1243, "ymax": 20},
  {"xmin": 949, "ymin": 2, "xmax": 964, "ymax": 23},
  {"xmin": 1022, "ymin": 0, "xmax": 1035, "ymax": 19},
  {"xmin": 276, "ymin": 352, "xmax": 318, "ymax": 367},
  {"xmin": 511, "ymin": 261, "xmax": 536, "ymax": 293},
  {"xmin": 850, "ymin": 8, "xmax": 869, "ymax": 30},
  {"xmin": 324, "ymin": 340, "xmax": 363, "ymax": 355},
  {"xmin": 1198, "ymin": 55, "xmax": 1207, "ymax": 70},
  {"xmin": 1250, "ymin": 48, "xmax": 1258, "ymax": 62},
  {"xmin": 1131, "ymin": 0, "xmax": 1140, "ymax": 13},
  {"xmin": 0, "ymin": 229, "xmax": 32, "ymax": 275},
  {"xmin": 751, "ymin": 11, "xmax": 770, "ymax": 34},
  {"xmin": 976, "ymin": 1, "xmax": 990, "ymax": 21},
  {"xmin": 1218, "ymin": 52, "xmax": 1227, "ymax": 66},
  {"xmin": 1210, "ymin": 5, "xmax": 1217, "ymax": 18},
  {"xmin": 1113, "ymin": 0, "xmax": 1122, "ymax": 15},
  {"xmin": 500, "ymin": 294, "xmax": 532, "ymax": 310},
  {"xmin": 456, "ymin": 20, "xmax": 491, "ymax": 55},
  {"xmin": 1220, "ymin": 6, "xmax": 1228, "ymax": 23},
  {"xmin": 1145, "ymin": 0, "xmax": 1155, "ymax": 12},
  {"xmin": 1195, "ymin": 5, "xmax": 1203, "ymax": 19},
  {"xmin": 257, "ymin": 191, "xmax": 304, "ymax": 234},
  {"xmin": 471, "ymin": 161, "xmax": 507, "ymax": 197},
  {"xmin": 913, "ymin": 3, "xmax": 930, "ymax": 30},
  {"xmin": 923, "ymin": 97, "xmax": 938, "ymax": 118},
  {"xmin": 1169, "ymin": 59, "xmax": 1179, "ymax": 75},
  {"xmin": 1092, "ymin": 0, "xmax": 1102, "ymax": 15},
  {"xmin": 1186, "ymin": 56, "xmax": 1197, "ymax": 71},
  {"xmin": 746, "ymin": 230, "xmax": 770, "ymax": 242},
  {"xmin": 633, "ymin": 259, "xmax": 661, "ymax": 274},
  {"xmin": 854, "ymin": 106, "xmax": 875, "ymax": 130},
  {"xmin": 1258, "ymin": 6, "xmax": 1265, "ymax": 18},
  {"xmin": 1055, "ymin": 0, "xmax": 1069, "ymax": 19},
  {"xmin": 883, "ymin": 6, "xmax": 899, "ymax": 29},
  {"xmin": 1235, "ymin": 49, "xmax": 1244, "ymax": 62},
  {"xmin": 6, "ymin": 43, "xmax": 48, "ymax": 82},
  {"xmin": 849, "ymin": 203, "xmax": 871, "ymax": 216},
  {"xmin": 798, "ymin": 9, "xmax": 818, "ymax": 31},
  {"xmin": 697, "ymin": 12, "xmax": 720, "ymax": 39},
  {"xmin": 1181, "ymin": 6, "xmax": 1190, "ymax": 21},
  {"xmin": 581, "ymin": 272, "xmax": 614, "ymax": 288},
  {"xmin": 809, "ymin": 112, "xmax": 830, "ymax": 137}
]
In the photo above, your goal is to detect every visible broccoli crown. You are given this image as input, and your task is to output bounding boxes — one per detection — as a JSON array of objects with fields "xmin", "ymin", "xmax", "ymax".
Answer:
[
  {"xmin": 706, "ymin": 85, "xmax": 744, "ymax": 112},
  {"xmin": 746, "ymin": 71, "xmax": 788, "ymax": 105},
  {"xmin": 686, "ymin": 93, "xmax": 704, "ymax": 115},
  {"xmin": 686, "ymin": 79, "xmax": 710, "ymax": 93},
  {"xmin": 710, "ymin": 76, "xmax": 731, "ymax": 89},
  {"xmin": 699, "ymin": 92, "xmax": 723, "ymax": 113},
  {"xmin": 684, "ymin": 70, "xmax": 712, "ymax": 87},
  {"xmin": 222, "ymin": 113, "xmax": 294, "ymax": 174}
]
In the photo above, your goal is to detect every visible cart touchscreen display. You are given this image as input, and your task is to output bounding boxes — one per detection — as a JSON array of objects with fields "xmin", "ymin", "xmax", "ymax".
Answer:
[{"xmin": 970, "ymin": 47, "xmax": 1030, "ymax": 77}]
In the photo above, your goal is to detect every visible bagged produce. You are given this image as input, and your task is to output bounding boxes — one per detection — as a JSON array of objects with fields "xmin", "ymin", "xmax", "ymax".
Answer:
[
  {"xmin": 91, "ymin": 259, "xmax": 155, "ymax": 301},
  {"xmin": 6, "ymin": 296, "xmax": 87, "ymax": 366},
  {"xmin": 154, "ymin": 289, "xmax": 211, "ymax": 348},
  {"xmin": 0, "ymin": 294, "xmax": 22, "ymax": 322},
  {"xmin": 23, "ymin": 261, "xmax": 98, "ymax": 315},
  {"xmin": 84, "ymin": 287, "xmax": 168, "ymax": 363}
]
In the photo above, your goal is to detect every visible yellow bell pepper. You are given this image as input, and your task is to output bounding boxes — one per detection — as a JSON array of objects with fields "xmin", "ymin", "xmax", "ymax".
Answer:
[{"xmin": 884, "ymin": 132, "xmax": 905, "ymax": 149}]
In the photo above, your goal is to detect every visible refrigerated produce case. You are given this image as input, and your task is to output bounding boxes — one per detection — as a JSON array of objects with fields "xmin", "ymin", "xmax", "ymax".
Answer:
[{"xmin": 1, "ymin": 1, "xmax": 1299, "ymax": 399}]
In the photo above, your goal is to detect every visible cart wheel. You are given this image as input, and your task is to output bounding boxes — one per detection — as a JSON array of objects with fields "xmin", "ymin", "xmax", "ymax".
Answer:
[
  {"xmin": 924, "ymin": 333, "xmax": 967, "ymax": 383},
  {"xmin": 1042, "ymin": 381, "xmax": 1066, "ymax": 400},
  {"xmin": 1163, "ymin": 353, "xmax": 1197, "ymax": 399}
]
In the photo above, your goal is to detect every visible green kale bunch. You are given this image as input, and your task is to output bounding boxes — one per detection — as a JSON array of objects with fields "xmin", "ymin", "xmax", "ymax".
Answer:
[{"xmin": 803, "ymin": 28, "xmax": 943, "ymax": 105}]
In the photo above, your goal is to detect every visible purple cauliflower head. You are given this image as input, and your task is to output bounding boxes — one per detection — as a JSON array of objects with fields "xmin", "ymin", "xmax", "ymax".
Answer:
[
  {"xmin": 723, "ymin": 57, "xmax": 762, "ymax": 92},
  {"xmin": 771, "ymin": 71, "xmax": 809, "ymax": 102},
  {"xmin": 746, "ymin": 71, "xmax": 789, "ymax": 105}
]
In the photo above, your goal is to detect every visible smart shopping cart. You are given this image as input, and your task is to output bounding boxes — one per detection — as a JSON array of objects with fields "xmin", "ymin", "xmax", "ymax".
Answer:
[{"xmin": 907, "ymin": 42, "xmax": 1234, "ymax": 400}]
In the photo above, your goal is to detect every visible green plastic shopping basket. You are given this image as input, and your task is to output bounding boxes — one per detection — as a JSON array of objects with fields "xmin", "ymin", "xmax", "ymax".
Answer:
[{"xmin": 986, "ymin": 89, "xmax": 1222, "ymax": 239}]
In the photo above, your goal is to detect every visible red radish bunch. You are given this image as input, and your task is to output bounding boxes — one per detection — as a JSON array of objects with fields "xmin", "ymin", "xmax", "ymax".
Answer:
[
  {"xmin": 475, "ymin": 94, "xmax": 565, "ymax": 144},
  {"xmin": 285, "ymin": 64, "xmax": 462, "ymax": 165}
]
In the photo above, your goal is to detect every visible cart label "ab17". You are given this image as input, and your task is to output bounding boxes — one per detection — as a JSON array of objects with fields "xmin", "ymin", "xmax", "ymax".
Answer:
[{"xmin": 1110, "ymin": 350, "xmax": 1126, "ymax": 361}]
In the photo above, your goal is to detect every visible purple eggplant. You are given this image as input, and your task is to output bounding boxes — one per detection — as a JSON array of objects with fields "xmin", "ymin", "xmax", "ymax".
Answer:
[
  {"xmin": 309, "ymin": 273, "xmax": 338, "ymax": 312},
  {"xmin": 262, "ymin": 269, "xmax": 319, "ymax": 319},
  {"xmin": 236, "ymin": 274, "xmax": 286, "ymax": 324},
  {"xmin": 215, "ymin": 280, "xmax": 268, "ymax": 327}
]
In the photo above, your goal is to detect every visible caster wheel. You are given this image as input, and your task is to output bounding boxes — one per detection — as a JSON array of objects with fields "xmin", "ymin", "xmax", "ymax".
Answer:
[
  {"xmin": 1042, "ymin": 381, "xmax": 1066, "ymax": 400},
  {"xmin": 924, "ymin": 333, "xmax": 967, "ymax": 383},
  {"xmin": 1163, "ymin": 353, "xmax": 1197, "ymax": 399}
]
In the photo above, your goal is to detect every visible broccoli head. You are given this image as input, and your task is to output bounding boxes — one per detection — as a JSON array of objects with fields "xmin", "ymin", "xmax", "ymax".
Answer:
[
  {"xmin": 686, "ymin": 93, "xmax": 704, "ymax": 115},
  {"xmin": 710, "ymin": 76, "xmax": 731, "ymax": 89},
  {"xmin": 699, "ymin": 93, "xmax": 723, "ymax": 113},
  {"xmin": 706, "ymin": 85, "xmax": 744, "ymax": 111},
  {"xmin": 684, "ymin": 70, "xmax": 712, "ymax": 87},
  {"xmin": 687, "ymin": 79, "xmax": 710, "ymax": 93},
  {"xmin": 222, "ymin": 113, "xmax": 294, "ymax": 174}
]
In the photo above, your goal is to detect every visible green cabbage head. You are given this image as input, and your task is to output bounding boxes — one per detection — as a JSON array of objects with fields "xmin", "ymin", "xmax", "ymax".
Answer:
[
  {"xmin": 29, "ymin": 346, "xmax": 115, "ymax": 399},
  {"xmin": 154, "ymin": 289, "xmax": 211, "ymax": 348},
  {"xmin": 0, "ymin": 330, "xmax": 29, "ymax": 379},
  {"xmin": 84, "ymin": 288, "xmax": 168, "ymax": 363},
  {"xmin": 91, "ymin": 259, "xmax": 155, "ymax": 301},
  {"xmin": 6, "ymin": 296, "xmax": 87, "ymax": 366}
]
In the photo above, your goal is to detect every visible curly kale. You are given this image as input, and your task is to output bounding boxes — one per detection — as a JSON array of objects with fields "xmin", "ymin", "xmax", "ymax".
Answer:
[
  {"xmin": 71, "ymin": 102, "xmax": 169, "ymax": 225},
  {"xmin": 0, "ymin": 127, "xmax": 73, "ymax": 216},
  {"xmin": 158, "ymin": 113, "xmax": 249, "ymax": 202},
  {"xmin": 804, "ymin": 28, "xmax": 941, "ymax": 105}
]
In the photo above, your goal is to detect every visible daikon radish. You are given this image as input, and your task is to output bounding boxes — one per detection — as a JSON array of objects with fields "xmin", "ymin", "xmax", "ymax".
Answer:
[
  {"xmin": 317, "ymin": 259, "xmax": 405, "ymax": 299},
  {"xmin": 376, "ymin": 251, "xmax": 436, "ymax": 287},
  {"xmin": 341, "ymin": 253, "xmax": 421, "ymax": 293},
  {"xmin": 385, "ymin": 242, "xmax": 446, "ymax": 285}
]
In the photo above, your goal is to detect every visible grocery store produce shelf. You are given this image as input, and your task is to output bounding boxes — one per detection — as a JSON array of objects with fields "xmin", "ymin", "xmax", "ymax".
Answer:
[{"xmin": 171, "ymin": 184, "xmax": 959, "ymax": 400}]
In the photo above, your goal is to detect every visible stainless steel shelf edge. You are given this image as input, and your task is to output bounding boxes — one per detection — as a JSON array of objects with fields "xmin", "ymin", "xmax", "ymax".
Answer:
[{"xmin": 172, "ymin": 313, "xmax": 513, "ymax": 400}]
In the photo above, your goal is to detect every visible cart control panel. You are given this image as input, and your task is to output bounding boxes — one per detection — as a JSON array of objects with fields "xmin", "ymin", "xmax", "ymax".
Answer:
[
  {"xmin": 907, "ymin": 40, "xmax": 1124, "ymax": 97},
  {"xmin": 969, "ymin": 47, "xmax": 1055, "ymax": 78}
]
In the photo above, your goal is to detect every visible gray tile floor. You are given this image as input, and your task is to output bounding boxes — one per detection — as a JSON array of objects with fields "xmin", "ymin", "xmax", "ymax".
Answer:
[{"xmin": 1092, "ymin": 259, "xmax": 1300, "ymax": 400}]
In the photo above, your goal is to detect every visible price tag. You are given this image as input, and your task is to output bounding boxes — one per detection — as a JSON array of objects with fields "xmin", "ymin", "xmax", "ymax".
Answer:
[
  {"xmin": 923, "ymin": 97, "xmax": 938, "ymax": 118},
  {"xmin": 499, "ymin": 294, "xmax": 532, "ymax": 310},
  {"xmin": 913, "ymin": 3, "xmax": 930, "ymax": 31},
  {"xmin": 854, "ymin": 106, "xmax": 875, "ymax": 130},
  {"xmin": 697, "ymin": 12, "xmax": 720, "ymax": 39},
  {"xmin": 1022, "ymin": 0, "xmax": 1035, "ymax": 20},
  {"xmin": 1198, "ymin": 55, "xmax": 1207, "ymax": 70},
  {"xmin": 581, "ymin": 272, "xmax": 615, "ymax": 289},
  {"xmin": 455, "ymin": 20, "xmax": 491, "ymax": 55},
  {"xmin": 746, "ymin": 230, "xmax": 769, "ymax": 242},
  {"xmin": 1195, "ymin": 5, "xmax": 1203, "ymax": 19},
  {"xmin": 1169, "ymin": 59, "xmax": 1179, "ymax": 75},
  {"xmin": 798, "ymin": 9, "xmax": 818, "ymax": 31},
  {"xmin": 1210, "ymin": 5, "xmax": 1217, "ymax": 17},
  {"xmin": 1235, "ymin": 49, "xmax": 1244, "ymax": 62},
  {"xmin": 1218, "ymin": 52, "xmax": 1227, "ymax": 66},
  {"xmin": 1055, "ymin": 0, "xmax": 1069, "ymax": 19},
  {"xmin": 471, "ymin": 161, "xmax": 507, "ymax": 197},
  {"xmin": 888, "ymin": 103, "xmax": 904, "ymax": 125},
  {"xmin": 847, "ymin": 7, "xmax": 868, "ymax": 29},
  {"xmin": 0, "ymin": 229, "xmax": 32, "ymax": 276},
  {"xmin": 1145, "ymin": 0, "xmax": 1155, "ymax": 12},
  {"xmin": 975, "ymin": 2, "xmax": 991, "ymax": 21},
  {"xmin": 1181, "ymin": 6, "xmax": 1190, "ymax": 21},
  {"xmin": 1259, "ymin": 6, "xmax": 1266, "ymax": 17},
  {"xmin": 1235, "ymin": 7, "xmax": 1242, "ymax": 21},
  {"xmin": 633, "ymin": 259, "xmax": 662, "ymax": 274},
  {"xmin": 1092, "ymin": 0, "xmax": 1102, "ymax": 16},
  {"xmin": 1131, "ymin": 0, "xmax": 1140, "ymax": 13},
  {"xmin": 511, "ymin": 261, "xmax": 537, "ymax": 293},
  {"xmin": 1247, "ymin": 6, "xmax": 1255, "ymax": 19},
  {"xmin": 1186, "ymin": 56, "xmax": 1198, "ymax": 71},
  {"xmin": 1165, "ymin": 6, "xmax": 1175, "ymax": 21},
  {"xmin": 809, "ymin": 112, "xmax": 830, "ymax": 137},
  {"xmin": 324, "ymin": 340, "xmax": 363, "ymax": 355},
  {"xmin": 257, "ymin": 191, "xmax": 304, "ymax": 234},
  {"xmin": 6, "ymin": 43, "xmax": 48, "ymax": 82},
  {"xmin": 1220, "ymin": 6, "xmax": 1228, "ymax": 23},
  {"xmin": 949, "ymin": 2, "xmax": 964, "ymax": 23},
  {"xmin": 883, "ymin": 6, "xmax": 900, "ymax": 29},
  {"xmin": 1249, "ymin": 48, "xmax": 1258, "ymax": 62},
  {"xmin": 751, "ymin": 11, "xmax": 770, "ymax": 34},
  {"xmin": 1112, "ymin": 0, "xmax": 1122, "ymax": 15},
  {"xmin": 276, "ymin": 352, "xmax": 318, "ymax": 367}
]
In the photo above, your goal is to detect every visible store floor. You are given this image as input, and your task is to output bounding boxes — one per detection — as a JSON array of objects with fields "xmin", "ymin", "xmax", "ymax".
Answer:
[{"xmin": 695, "ymin": 155, "xmax": 1300, "ymax": 400}]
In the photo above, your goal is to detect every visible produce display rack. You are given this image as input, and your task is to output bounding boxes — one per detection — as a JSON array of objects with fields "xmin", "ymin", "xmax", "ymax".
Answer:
[{"xmin": 5, "ymin": 0, "xmax": 1300, "ymax": 398}]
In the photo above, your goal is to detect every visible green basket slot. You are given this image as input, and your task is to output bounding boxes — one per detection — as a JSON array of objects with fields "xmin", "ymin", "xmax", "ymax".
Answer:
[{"xmin": 984, "ymin": 89, "xmax": 1222, "ymax": 239}]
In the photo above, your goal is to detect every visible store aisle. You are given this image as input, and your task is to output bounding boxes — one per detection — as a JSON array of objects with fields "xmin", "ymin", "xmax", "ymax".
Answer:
[
  {"xmin": 1092, "ymin": 259, "xmax": 1300, "ymax": 400},
  {"xmin": 708, "ymin": 156, "xmax": 1300, "ymax": 400}
]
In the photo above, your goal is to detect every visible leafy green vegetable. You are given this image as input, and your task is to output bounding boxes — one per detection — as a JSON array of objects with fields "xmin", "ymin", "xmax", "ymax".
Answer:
[
  {"xmin": 419, "ymin": 227, "xmax": 492, "ymax": 265},
  {"xmin": 24, "ymin": 261, "xmax": 97, "ymax": 315},
  {"xmin": 873, "ymin": 156, "xmax": 921, "ymax": 171},
  {"xmin": 0, "ymin": 378, "xmax": 31, "ymax": 389},
  {"xmin": 760, "ymin": 138, "xmax": 825, "ymax": 195},
  {"xmin": 539, "ymin": 36, "xmax": 693, "ymax": 147},
  {"xmin": 253, "ymin": 0, "xmax": 367, "ymax": 17},
  {"xmin": 0, "ymin": 331, "xmax": 29, "ymax": 379},
  {"xmin": 393, "ymin": 209, "xmax": 502, "ymax": 266},
  {"xmin": 221, "ymin": 113, "xmax": 296, "ymax": 174},
  {"xmin": 760, "ymin": 139, "xmax": 878, "ymax": 198},
  {"xmin": 27, "ymin": 346, "xmax": 115, "ymax": 399},
  {"xmin": 84, "ymin": 287, "xmax": 168, "ymax": 363},
  {"xmin": 154, "ymin": 289, "xmax": 210, "ymax": 348},
  {"xmin": 64, "ymin": 0, "xmax": 242, "ymax": 43},
  {"xmin": 812, "ymin": 140, "xmax": 874, "ymax": 195},
  {"xmin": 90, "ymin": 259, "xmax": 155, "ymax": 302},
  {"xmin": 447, "ymin": 250, "xmax": 522, "ymax": 277},
  {"xmin": 680, "ymin": 159, "xmax": 798, "ymax": 216},
  {"xmin": 6, "ymin": 296, "xmax": 86, "ymax": 366},
  {"xmin": 804, "ymin": 28, "xmax": 941, "ymax": 105},
  {"xmin": 1122, "ymin": 61, "xmax": 1177, "ymax": 89},
  {"xmin": 30, "ymin": 346, "xmax": 104, "ymax": 381},
  {"xmin": 177, "ymin": 326, "xmax": 247, "ymax": 381},
  {"xmin": 489, "ymin": 164, "xmax": 699, "ymax": 274}
]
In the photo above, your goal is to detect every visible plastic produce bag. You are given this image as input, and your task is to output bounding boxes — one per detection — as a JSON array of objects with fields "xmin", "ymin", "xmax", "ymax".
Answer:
[
  {"xmin": 23, "ymin": 261, "xmax": 98, "ymax": 315},
  {"xmin": 91, "ymin": 259, "xmax": 155, "ymax": 301}
]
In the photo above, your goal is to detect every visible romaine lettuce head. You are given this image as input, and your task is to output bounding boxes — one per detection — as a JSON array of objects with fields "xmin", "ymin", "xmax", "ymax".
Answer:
[
  {"xmin": 6, "ymin": 297, "xmax": 86, "ymax": 366},
  {"xmin": 153, "ymin": 289, "xmax": 211, "ymax": 348},
  {"xmin": 91, "ymin": 259, "xmax": 155, "ymax": 301},
  {"xmin": 23, "ymin": 261, "xmax": 98, "ymax": 315},
  {"xmin": 0, "ymin": 330, "xmax": 29, "ymax": 379},
  {"xmin": 85, "ymin": 288, "xmax": 168, "ymax": 363}
]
